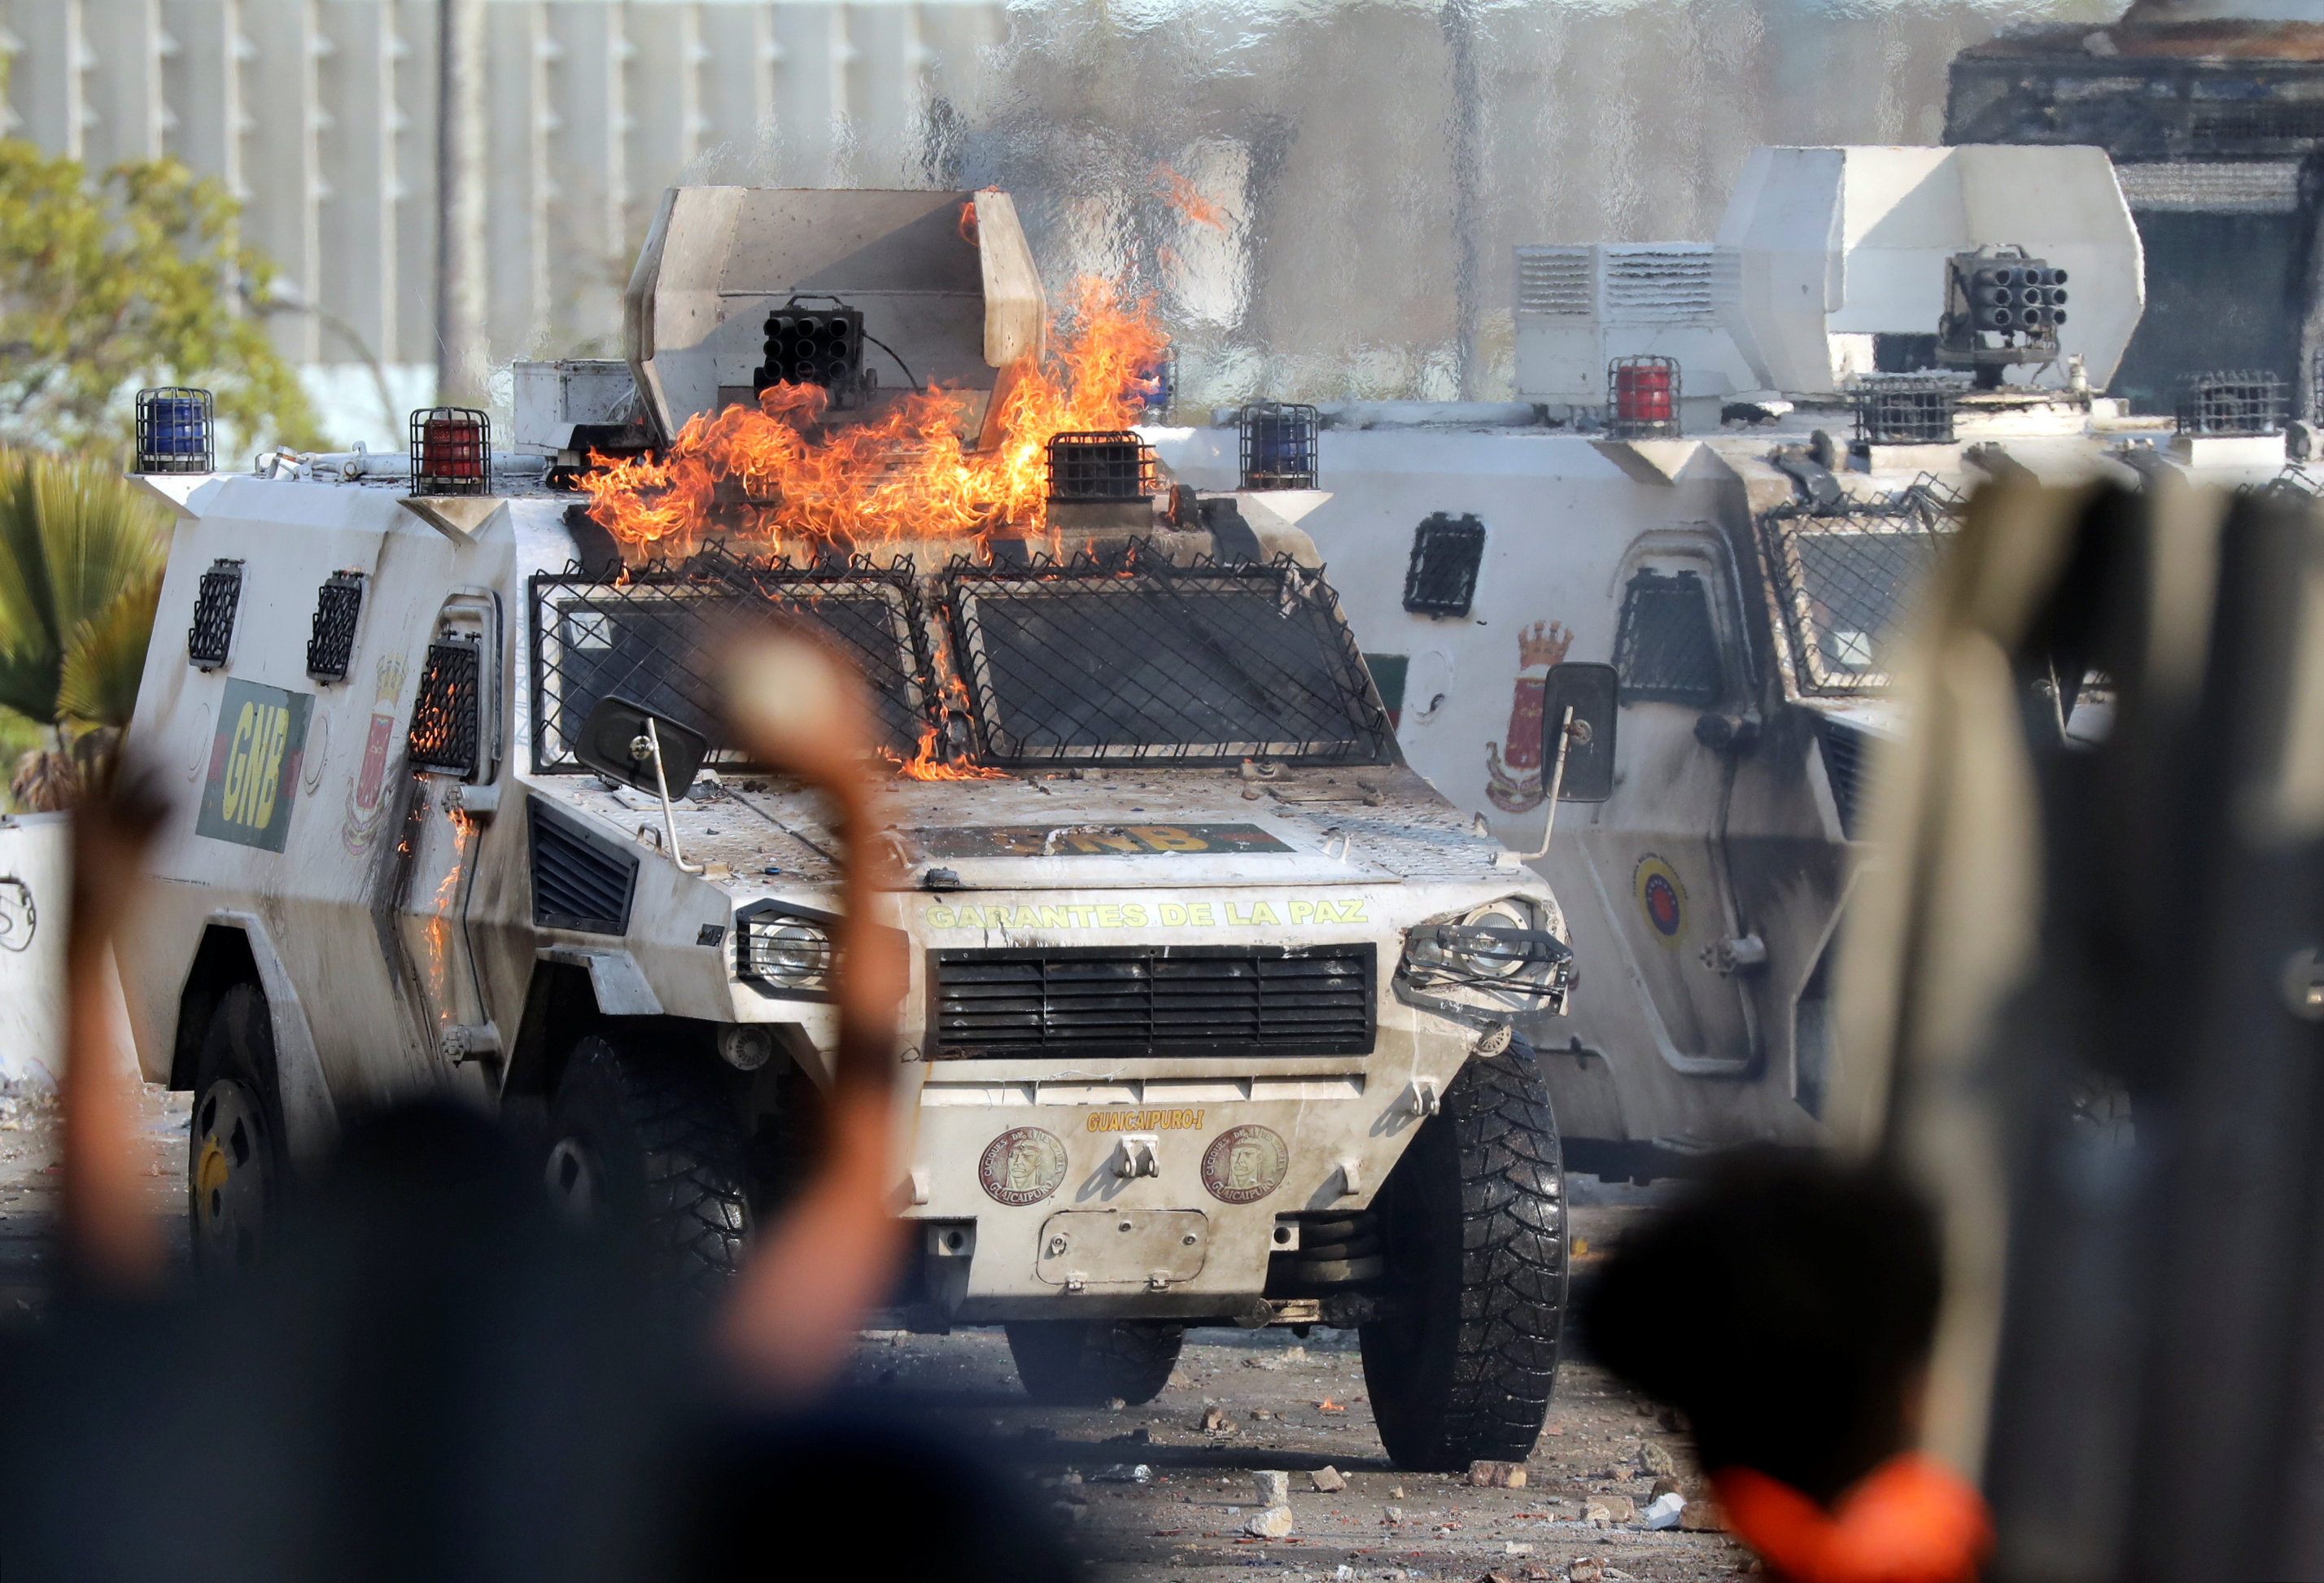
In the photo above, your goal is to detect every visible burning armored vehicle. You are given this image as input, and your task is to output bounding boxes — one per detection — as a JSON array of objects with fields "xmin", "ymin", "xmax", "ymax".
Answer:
[{"xmin": 116, "ymin": 189, "xmax": 1590, "ymax": 1468}]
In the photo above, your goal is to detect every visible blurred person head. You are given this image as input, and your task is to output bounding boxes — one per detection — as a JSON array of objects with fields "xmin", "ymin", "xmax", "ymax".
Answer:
[{"xmin": 1584, "ymin": 1150, "xmax": 1943, "ymax": 1506}]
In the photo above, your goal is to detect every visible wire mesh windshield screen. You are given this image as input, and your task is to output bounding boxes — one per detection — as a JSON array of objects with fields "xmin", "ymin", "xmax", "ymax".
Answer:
[
  {"xmin": 530, "ymin": 554, "xmax": 930, "ymax": 771},
  {"xmin": 1758, "ymin": 481, "xmax": 1960, "ymax": 695},
  {"xmin": 945, "ymin": 554, "xmax": 1393, "ymax": 766}
]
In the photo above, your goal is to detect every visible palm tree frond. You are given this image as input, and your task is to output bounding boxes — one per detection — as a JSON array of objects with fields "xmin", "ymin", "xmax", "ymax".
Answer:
[
  {"xmin": 57, "ymin": 565, "xmax": 163, "ymax": 727},
  {"xmin": 0, "ymin": 451, "xmax": 168, "ymax": 726}
]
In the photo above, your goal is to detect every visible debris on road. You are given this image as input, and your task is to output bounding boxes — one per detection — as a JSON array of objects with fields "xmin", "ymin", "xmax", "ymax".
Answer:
[
  {"xmin": 1199, "ymin": 1406, "xmax": 1236, "ymax": 1434},
  {"xmin": 1568, "ymin": 1559, "xmax": 1604, "ymax": 1582},
  {"xmin": 1468, "ymin": 1460, "xmax": 1528, "ymax": 1489},
  {"xmin": 1580, "ymin": 1493, "xmax": 1639, "ymax": 1526},
  {"xmin": 1638, "ymin": 1492, "xmax": 1685, "ymax": 1530},
  {"xmin": 1312, "ymin": 1465, "xmax": 1348, "ymax": 1493},
  {"xmin": 1254, "ymin": 1471, "xmax": 1291, "ymax": 1505},
  {"xmin": 1245, "ymin": 1505, "xmax": 1295, "ymax": 1537},
  {"xmin": 1090, "ymin": 1464, "xmax": 1152, "ymax": 1484},
  {"xmin": 1677, "ymin": 1498, "xmax": 1729, "ymax": 1532},
  {"xmin": 1640, "ymin": 1441, "xmax": 1677, "ymax": 1478}
]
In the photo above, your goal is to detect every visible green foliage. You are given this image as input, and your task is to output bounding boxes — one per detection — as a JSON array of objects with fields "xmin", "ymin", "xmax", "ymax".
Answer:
[
  {"xmin": 57, "ymin": 565, "xmax": 164, "ymax": 727},
  {"xmin": 0, "ymin": 141, "xmax": 320, "ymax": 456},
  {"xmin": 0, "ymin": 706, "xmax": 38, "ymax": 766},
  {"xmin": 0, "ymin": 450, "xmax": 168, "ymax": 729}
]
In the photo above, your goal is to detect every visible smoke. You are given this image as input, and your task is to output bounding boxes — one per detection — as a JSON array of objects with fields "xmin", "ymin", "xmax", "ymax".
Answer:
[{"xmin": 941, "ymin": 0, "xmax": 2114, "ymax": 404}]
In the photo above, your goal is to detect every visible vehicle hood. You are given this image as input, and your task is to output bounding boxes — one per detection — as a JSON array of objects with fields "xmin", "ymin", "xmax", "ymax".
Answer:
[{"xmin": 529, "ymin": 763, "xmax": 1516, "ymax": 892}]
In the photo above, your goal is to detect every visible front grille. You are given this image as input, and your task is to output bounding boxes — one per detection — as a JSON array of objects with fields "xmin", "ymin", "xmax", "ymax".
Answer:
[
  {"xmin": 930, "ymin": 944, "xmax": 1375, "ymax": 1057},
  {"xmin": 528, "ymin": 798, "xmax": 636, "ymax": 934}
]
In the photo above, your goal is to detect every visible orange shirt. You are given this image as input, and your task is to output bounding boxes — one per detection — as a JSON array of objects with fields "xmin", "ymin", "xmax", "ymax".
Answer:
[{"xmin": 1710, "ymin": 1454, "xmax": 1994, "ymax": 1583}]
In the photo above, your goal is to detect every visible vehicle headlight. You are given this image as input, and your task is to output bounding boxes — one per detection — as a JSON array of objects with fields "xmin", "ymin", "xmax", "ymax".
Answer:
[
  {"xmin": 1395, "ymin": 895, "xmax": 1571, "ymax": 1011},
  {"xmin": 1459, "ymin": 899, "xmax": 1538, "ymax": 978},
  {"xmin": 735, "ymin": 901, "xmax": 837, "ymax": 999}
]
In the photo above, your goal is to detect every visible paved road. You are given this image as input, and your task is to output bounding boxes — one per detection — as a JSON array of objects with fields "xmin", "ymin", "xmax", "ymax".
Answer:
[
  {"xmin": 0, "ymin": 1090, "xmax": 1746, "ymax": 1582},
  {"xmin": 837, "ymin": 1321, "xmax": 1754, "ymax": 1583},
  {"xmin": 0, "ymin": 1082, "xmax": 189, "ymax": 1311}
]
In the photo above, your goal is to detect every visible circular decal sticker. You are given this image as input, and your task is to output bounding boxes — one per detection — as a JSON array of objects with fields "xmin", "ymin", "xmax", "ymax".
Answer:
[
  {"xmin": 1632, "ymin": 853, "xmax": 1688, "ymax": 946},
  {"xmin": 979, "ymin": 1127, "xmax": 1068, "ymax": 1206},
  {"xmin": 1202, "ymin": 1125, "xmax": 1291, "ymax": 1205}
]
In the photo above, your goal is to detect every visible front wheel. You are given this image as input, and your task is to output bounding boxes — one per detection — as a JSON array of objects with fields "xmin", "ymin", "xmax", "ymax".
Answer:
[
  {"xmin": 1361, "ymin": 1037, "xmax": 1567, "ymax": 1469},
  {"xmin": 1007, "ymin": 1319, "xmax": 1185, "ymax": 1406},
  {"xmin": 188, "ymin": 983, "xmax": 289, "ymax": 1275},
  {"xmin": 544, "ymin": 1031, "xmax": 751, "ymax": 1299}
]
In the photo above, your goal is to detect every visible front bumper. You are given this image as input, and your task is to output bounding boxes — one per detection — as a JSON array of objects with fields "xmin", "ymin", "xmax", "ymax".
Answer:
[{"xmin": 902, "ymin": 1017, "xmax": 1470, "ymax": 1323}]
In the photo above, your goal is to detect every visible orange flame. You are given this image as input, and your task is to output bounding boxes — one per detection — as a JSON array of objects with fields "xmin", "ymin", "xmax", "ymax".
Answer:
[
  {"xmin": 1152, "ymin": 164, "xmax": 1228, "ymax": 232},
  {"xmin": 889, "ymin": 723, "xmax": 1011, "ymax": 781},
  {"xmin": 577, "ymin": 275, "xmax": 1169, "ymax": 562},
  {"xmin": 425, "ymin": 803, "xmax": 469, "ymax": 1024},
  {"xmin": 886, "ymin": 668, "xmax": 1010, "ymax": 781}
]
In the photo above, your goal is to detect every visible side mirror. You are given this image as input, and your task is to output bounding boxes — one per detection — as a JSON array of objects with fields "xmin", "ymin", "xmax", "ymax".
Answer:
[
  {"xmin": 574, "ymin": 695, "xmax": 710, "ymax": 794},
  {"xmin": 1540, "ymin": 662, "xmax": 1618, "ymax": 802},
  {"xmin": 1501, "ymin": 662, "xmax": 1618, "ymax": 866}
]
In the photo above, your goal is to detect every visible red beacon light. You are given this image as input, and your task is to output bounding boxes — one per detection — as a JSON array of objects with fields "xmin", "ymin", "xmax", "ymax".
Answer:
[
  {"xmin": 1608, "ymin": 356, "xmax": 1680, "ymax": 439},
  {"xmin": 410, "ymin": 407, "xmax": 491, "ymax": 495}
]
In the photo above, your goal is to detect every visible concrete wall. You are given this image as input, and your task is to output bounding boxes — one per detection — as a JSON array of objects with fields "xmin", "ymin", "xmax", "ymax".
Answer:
[{"xmin": 0, "ymin": 816, "xmax": 68, "ymax": 1090}]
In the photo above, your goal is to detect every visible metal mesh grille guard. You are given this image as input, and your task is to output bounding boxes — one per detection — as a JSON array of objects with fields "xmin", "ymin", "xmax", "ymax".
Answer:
[
  {"xmin": 1758, "ymin": 475, "xmax": 1963, "ymax": 697},
  {"xmin": 941, "ymin": 547, "xmax": 1395, "ymax": 767},
  {"xmin": 528, "ymin": 546, "xmax": 934, "ymax": 772}
]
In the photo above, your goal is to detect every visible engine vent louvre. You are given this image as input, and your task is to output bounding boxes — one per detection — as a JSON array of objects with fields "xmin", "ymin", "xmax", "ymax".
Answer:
[
  {"xmin": 931, "ymin": 944, "xmax": 1375, "ymax": 1058},
  {"xmin": 1602, "ymin": 247, "xmax": 1732, "ymax": 324},
  {"xmin": 528, "ymin": 798, "xmax": 637, "ymax": 935},
  {"xmin": 1516, "ymin": 247, "xmax": 1592, "ymax": 317}
]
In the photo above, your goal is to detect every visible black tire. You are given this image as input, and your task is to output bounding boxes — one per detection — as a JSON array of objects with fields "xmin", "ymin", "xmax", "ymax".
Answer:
[
  {"xmin": 1361, "ymin": 1037, "xmax": 1567, "ymax": 1469},
  {"xmin": 544, "ymin": 1031, "xmax": 750, "ymax": 1298},
  {"xmin": 187, "ymin": 982, "xmax": 289, "ymax": 1275},
  {"xmin": 1007, "ymin": 1319, "xmax": 1185, "ymax": 1406}
]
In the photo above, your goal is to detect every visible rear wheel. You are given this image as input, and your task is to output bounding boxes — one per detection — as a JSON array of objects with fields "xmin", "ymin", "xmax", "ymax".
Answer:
[
  {"xmin": 188, "ymin": 983, "xmax": 288, "ymax": 1275},
  {"xmin": 1007, "ymin": 1319, "xmax": 1185, "ymax": 1406},
  {"xmin": 544, "ymin": 1031, "xmax": 751, "ymax": 1298},
  {"xmin": 1361, "ymin": 1037, "xmax": 1567, "ymax": 1469}
]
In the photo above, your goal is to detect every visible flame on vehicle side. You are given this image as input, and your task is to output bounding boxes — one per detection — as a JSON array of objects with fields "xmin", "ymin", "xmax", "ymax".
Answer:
[
  {"xmin": 576, "ymin": 273, "xmax": 1169, "ymax": 562},
  {"xmin": 424, "ymin": 803, "xmax": 469, "ymax": 1023},
  {"xmin": 886, "ymin": 669, "xmax": 1009, "ymax": 781},
  {"xmin": 889, "ymin": 722, "xmax": 1012, "ymax": 781}
]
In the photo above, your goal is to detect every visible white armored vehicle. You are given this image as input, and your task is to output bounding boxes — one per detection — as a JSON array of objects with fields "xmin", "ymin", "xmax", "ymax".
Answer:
[
  {"xmin": 116, "ymin": 189, "xmax": 1595, "ymax": 1469},
  {"xmin": 1155, "ymin": 142, "xmax": 2305, "ymax": 1181}
]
